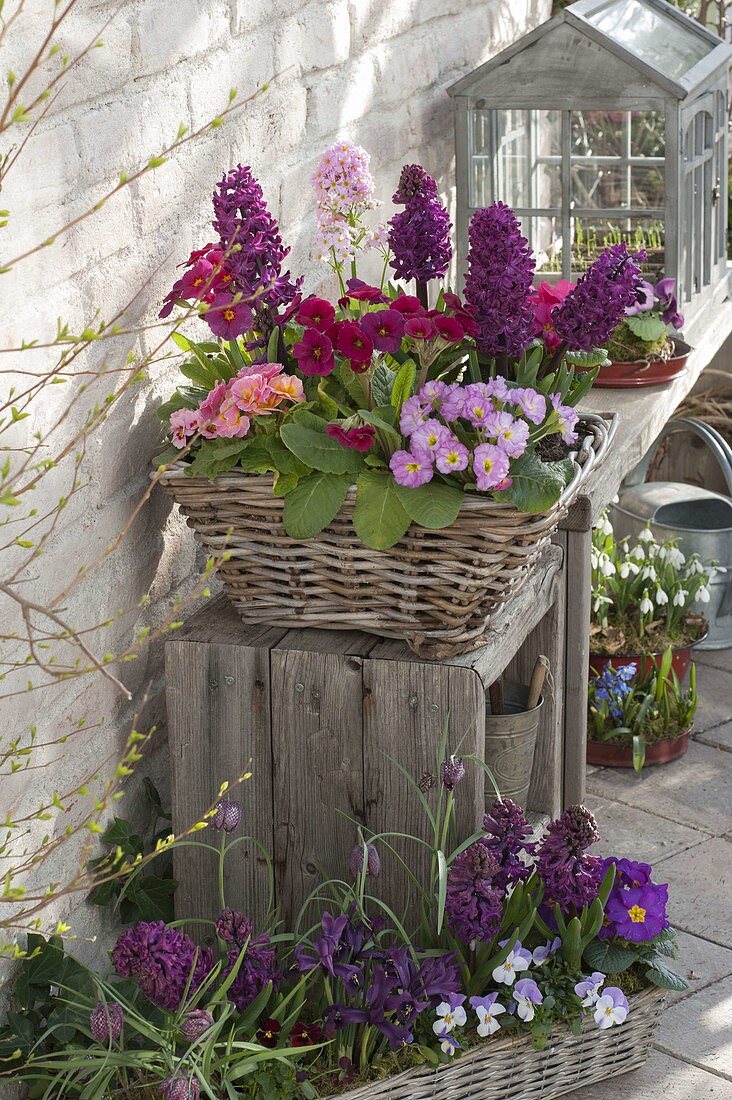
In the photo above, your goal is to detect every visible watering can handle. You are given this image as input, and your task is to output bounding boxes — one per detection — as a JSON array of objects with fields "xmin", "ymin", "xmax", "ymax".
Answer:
[{"xmin": 624, "ymin": 416, "xmax": 732, "ymax": 499}]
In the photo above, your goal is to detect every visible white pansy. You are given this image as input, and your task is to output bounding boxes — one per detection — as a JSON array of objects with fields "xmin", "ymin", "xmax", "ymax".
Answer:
[
  {"xmin": 673, "ymin": 589, "xmax": 688, "ymax": 607},
  {"xmin": 655, "ymin": 588, "xmax": 669, "ymax": 606},
  {"xmin": 433, "ymin": 1001, "xmax": 467, "ymax": 1035},
  {"xmin": 475, "ymin": 1002, "xmax": 505, "ymax": 1037}
]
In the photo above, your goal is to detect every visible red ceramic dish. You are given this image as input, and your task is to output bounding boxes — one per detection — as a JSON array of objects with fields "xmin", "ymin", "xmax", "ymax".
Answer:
[
  {"xmin": 590, "ymin": 339, "xmax": 692, "ymax": 388},
  {"xmin": 587, "ymin": 729, "xmax": 690, "ymax": 768},
  {"xmin": 589, "ymin": 636, "xmax": 701, "ymax": 683}
]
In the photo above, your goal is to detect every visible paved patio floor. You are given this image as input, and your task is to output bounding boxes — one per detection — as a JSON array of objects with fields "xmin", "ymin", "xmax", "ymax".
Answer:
[{"xmin": 566, "ymin": 646, "xmax": 732, "ymax": 1099}]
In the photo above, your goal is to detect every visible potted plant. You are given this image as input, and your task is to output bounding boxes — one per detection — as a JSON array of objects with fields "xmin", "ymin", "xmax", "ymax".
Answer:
[
  {"xmin": 1, "ymin": 760, "xmax": 685, "ymax": 1100},
  {"xmin": 590, "ymin": 509, "xmax": 712, "ymax": 681},
  {"xmin": 154, "ymin": 144, "xmax": 640, "ymax": 656},
  {"xmin": 594, "ymin": 277, "xmax": 689, "ymax": 388},
  {"xmin": 587, "ymin": 647, "xmax": 698, "ymax": 770}
]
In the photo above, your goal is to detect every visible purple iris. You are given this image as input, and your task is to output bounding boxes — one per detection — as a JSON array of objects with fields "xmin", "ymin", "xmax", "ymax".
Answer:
[{"xmin": 655, "ymin": 278, "xmax": 684, "ymax": 329}]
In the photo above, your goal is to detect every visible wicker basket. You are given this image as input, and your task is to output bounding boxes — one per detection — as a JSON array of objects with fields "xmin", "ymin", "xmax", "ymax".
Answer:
[
  {"xmin": 159, "ymin": 413, "xmax": 615, "ymax": 658},
  {"xmin": 332, "ymin": 985, "xmax": 664, "ymax": 1100}
]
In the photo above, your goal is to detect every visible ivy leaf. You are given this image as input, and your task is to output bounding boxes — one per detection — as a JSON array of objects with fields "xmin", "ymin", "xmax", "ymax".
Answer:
[
  {"xmin": 14, "ymin": 937, "xmax": 66, "ymax": 1008},
  {"xmin": 282, "ymin": 472, "xmax": 352, "ymax": 539},
  {"xmin": 120, "ymin": 874, "xmax": 178, "ymax": 923},
  {"xmin": 100, "ymin": 817, "xmax": 144, "ymax": 855},
  {"xmin": 625, "ymin": 313, "xmax": 668, "ymax": 342},
  {"xmin": 280, "ymin": 423, "xmax": 364, "ymax": 475},
  {"xmin": 353, "ymin": 469, "xmax": 411, "ymax": 550},
  {"xmin": 394, "ymin": 481, "xmax": 463, "ymax": 529},
  {"xmin": 583, "ymin": 939, "xmax": 638, "ymax": 974},
  {"xmin": 494, "ymin": 450, "xmax": 566, "ymax": 514},
  {"xmin": 390, "ymin": 359, "xmax": 417, "ymax": 411}
]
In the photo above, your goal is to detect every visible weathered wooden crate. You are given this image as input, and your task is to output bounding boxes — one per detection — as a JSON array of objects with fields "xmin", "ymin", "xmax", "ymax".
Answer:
[{"xmin": 165, "ymin": 543, "xmax": 573, "ymax": 928}]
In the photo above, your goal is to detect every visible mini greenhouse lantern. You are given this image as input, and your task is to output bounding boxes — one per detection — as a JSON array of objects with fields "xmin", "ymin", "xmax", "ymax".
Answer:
[{"xmin": 449, "ymin": 0, "xmax": 731, "ymax": 321}]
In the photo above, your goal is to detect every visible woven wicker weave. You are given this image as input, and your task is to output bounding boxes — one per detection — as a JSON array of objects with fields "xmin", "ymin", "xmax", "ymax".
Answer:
[
  {"xmin": 159, "ymin": 413, "xmax": 615, "ymax": 658},
  {"xmin": 332, "ymin": 985, "xmax": 664, "ymax": 1100}
]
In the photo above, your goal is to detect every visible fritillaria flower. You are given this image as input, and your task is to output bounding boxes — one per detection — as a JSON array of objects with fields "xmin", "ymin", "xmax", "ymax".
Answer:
[{"xmin": 89, "ymin": 1002, "xmax": 123, "ymax": 1043}]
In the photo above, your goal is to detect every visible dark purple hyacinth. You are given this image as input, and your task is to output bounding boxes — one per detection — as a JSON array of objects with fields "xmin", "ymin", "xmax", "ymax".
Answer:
[
  {"xmin": 552, "ymin": 243, "xmax": 644, "ymax": 351},
  {"xmin": 388, "ymin": 165, "xmax": 452, "ymax": 286},
  {"xmin": 215, "ymin": 910, "xmax": 280, "ymax": 1012},
  {"xmin": 482, "ymin": 798, "xmax": 535, "ymax": 888},
  {"xmin": 89, "ymin": 1001, "xmax": 123, "ymax": 1043},
  {"xmin": 535, "ymin": 805, "xmax": 603, "ymax": 912},
  {"xmin": 211, "ymin": 164, "xmax": 301, "ymax": 314},
  {"xmin": 215, "ymin": 908, "xmax": 253, "ymax": 948},
  {"xmin": 464, "ymin": 202, "xmax": 536, "ymax": 359},
  {"xmin": 179, "ymin": 1009, "xmax": 214, "ymax": 1042},
  {"xmin": 445, "ymin": 841, "xmax": 504, "ymax": 944},
  {"xmin": 160, "ymin": 1073, "xmax": 200, "ymax": 1100},
  {"xmin": 111, "ymin": 921, "xmax": 213, "ymax": 1011}
]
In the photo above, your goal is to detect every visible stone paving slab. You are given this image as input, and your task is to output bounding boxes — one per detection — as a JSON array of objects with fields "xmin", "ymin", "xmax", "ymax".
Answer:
[
  {"xmin": 696, "ymin": 721, "xmax": 732, "ymax": 752},
  {"xmin": 588, "ymin": 794, "xmax": 710, "ymax": 864},
  {"xmin": 586, "ymin": 740, "xmax": 732, "ymax": 835},
  {"xmin": 693, "ymin": 662, "xmax": 732, "ymax": 731},
  {"xmin": 655, "ymin": 977, "xmax": 732, "ymax": 1079},
  {"xmin": 562, "ymin": 1049, "xmax": 732, "ymax": 1099},
  {"xmin": 667, "ymin": 930, "xmax": 732, "ymax": 1004},
  {"xmin": 653, "ymin": 837, "xmax": 732, "ymax": 947},
  {"xmin": 695, "ymin": 647, "xmax": 732, "ymax": 673}
]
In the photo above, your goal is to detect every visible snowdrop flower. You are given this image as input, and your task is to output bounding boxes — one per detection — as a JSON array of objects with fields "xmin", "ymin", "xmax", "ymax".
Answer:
[
  {"xmin": 673, "ymin": 589, "xmax": 688, "ymax": 607},
  {"xmin": 513, "ymin": 978, "xmax": 543, "ymax": 1022},
  {"xmin": 599, "ymin": 515, "xmax": 613, "ymax": 537},
  {"xmin": 640, "ymin": 592, "xmax": 654, "ymax": 616},
  {"xmin": 619, "ymin": 561, "xmax": 640, "ymax": 579},
  {"xmin": 492, "ymin": 941, "xmax": 532, "ymax": 986},
  {"xmin": 667, "ymin": 547, "xmax": 686, "ymax": 568},
  {"xmin": 638, "ymin": 527, "xmax": 655, "ymax": 543},
  {"xmin": 574, "ymin": 972, "xmax": 605, "ymax": 1007},
  {"xmin": 599, "ymin": 555, "xmax": 616, "ymax": 578},
  {"xmin": 593, "ymin": 987, "xmax": 629, "ymax": 1029},
  {"xmin": 440, "ymin": 1033, "xmax": 461, "ymax": 1056},
  {"xmin": 641, "ymin": 565, "xmax": 657, "ymax": 583},
  {"xmin": 688, "ymin": 557, "xmax": 705, "ymax": 575},
  {"xmin": 532, "ymin": 937, "xmax": 561, "ymax": 966},
  {"xmin": 697, "ymin": 585, "xmax": 711, "ymax": 604},
  {"xmin": 655, "ymin": 588, "xmax": 669, "ymax": 606},
  {"xmin": 433, "ymin": 997, "xmax": 467, "ymax": 1036},
  {"xmin": 593, "ymin": 594, "xmax": 612, "ymax": 613},
  {"xmin": 469, "ymin": 993, "xmax": 506, "ymax": 1037},
  {"xmin": 632, "ymin": 544, "xmax": 645, "ymax": 561}
]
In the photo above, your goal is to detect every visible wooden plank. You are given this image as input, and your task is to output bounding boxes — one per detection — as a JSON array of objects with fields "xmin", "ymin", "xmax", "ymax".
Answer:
[
  {"xmin": 173, "ymin": 592, "xmax": 287, "ymax": 647},
  {"xmin": 505, "ymin": 533, "xmax": 567, "ymax": 818},
  {"xmin": 576, "ymin": 301, "xmax": 732, "ymax": 527},
  {"xmin": 562, "ymin": 529, "xmax": 592, "ymax": 808},
  {"xmin": 166, "ymin": 636, "xmax": 275, "ymax": 929},
  {"xmin": 270, "ymin": 630, "xmax": 376, "ymax": 929},
  {"xmin": 362, "ymin": 660, "xmax": 486, "ymax": 921}
]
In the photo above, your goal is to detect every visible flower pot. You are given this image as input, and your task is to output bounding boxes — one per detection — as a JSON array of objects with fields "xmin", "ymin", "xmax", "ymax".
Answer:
[
  {"xmin": 332, "ymin": 986, "xmax": 665, "ymax": 1099},
  {"xmin": 590, "ymin": 339, "xmax": 692, "ymax": 389},
  {"xmin": 589, "ymin": 630, "xmax": 706, "ymax": 683},
  {"xmin": 587, "ymin": 728, "xmax": 690, "ymax": 768},
  {"xmin": 484, "ymin": 681, "xmax": 542, "ymax": 807}
]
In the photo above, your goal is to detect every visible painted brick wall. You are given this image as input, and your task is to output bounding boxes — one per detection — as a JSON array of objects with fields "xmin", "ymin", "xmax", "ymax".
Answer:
[{"xmin": 1, "ymin": 0, "xmax": 551, "ymax": 963}]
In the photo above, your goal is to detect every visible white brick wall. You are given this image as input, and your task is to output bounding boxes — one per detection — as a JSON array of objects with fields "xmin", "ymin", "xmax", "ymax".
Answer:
[{"xmin": 1, "ymin": 0, "xmax": 551, "ymax": 964}]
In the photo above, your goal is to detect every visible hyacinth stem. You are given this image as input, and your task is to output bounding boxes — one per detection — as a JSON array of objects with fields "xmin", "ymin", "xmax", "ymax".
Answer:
[
  {"xmin": 548, "ymin": 340, "xmax": 569, "ymax": 375},
  {"xmin": 416, "ymin": 281, "xmax": 429, "ymax": 310}
]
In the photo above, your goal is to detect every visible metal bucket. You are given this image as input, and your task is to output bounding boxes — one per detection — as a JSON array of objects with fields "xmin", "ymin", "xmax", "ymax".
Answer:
[
  {"xmin": 611, "ymin": 418, "xmax": 732, "ymax": 650},
  {"xmin": 484, "ymin": 681, "xmax": 543, "ymax": 807}
]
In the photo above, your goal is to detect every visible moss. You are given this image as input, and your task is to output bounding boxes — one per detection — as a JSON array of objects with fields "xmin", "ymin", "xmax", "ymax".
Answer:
[
  {"xmin": 592, "ymin": 610, "xmax": 706, "ymax": 658},
  {"xmin": 606, "ymin": 321, "xmax": 670, "ymax": 364}
]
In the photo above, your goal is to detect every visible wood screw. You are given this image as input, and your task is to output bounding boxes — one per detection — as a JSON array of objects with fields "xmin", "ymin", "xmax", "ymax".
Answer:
[
  {"xmin": 429, "ymin": 703, "xmax": 439, "ymax": 713},
  {"xmin": 210, "ymin": 680, "xmax": 218, "ymax": 688},
  {"xmin": 224, "ymin": 676, "xmax": 234, "ymax": 685},
  {"xmin": 295, "ymin": 682, "xmax": 305, "ymax": 693},
  {"xmin": 408, "ymin": 694, "xmax": 418, "ymax": 708}
]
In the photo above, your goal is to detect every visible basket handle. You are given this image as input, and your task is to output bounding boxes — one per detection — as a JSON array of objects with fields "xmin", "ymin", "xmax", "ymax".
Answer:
[{"xmin": 624, "ymin": 416, "xmax": 732, "ymax": 499}]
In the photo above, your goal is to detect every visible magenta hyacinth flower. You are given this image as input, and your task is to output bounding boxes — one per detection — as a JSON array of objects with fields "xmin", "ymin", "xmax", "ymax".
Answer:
[
  {"xmin": 89, "ymin": 1002, "xmax": 124, "ymax": 1044},
  {"xmin": 464, "ymin": 202, "xmax": 536, "ymax": 360},
  {"xmin": 482, "ymin": 798, "xmax": 535, "ymax": 889},
  {"xmin": 112, "ymin": 922, "xmax": 213, "ymax": 1011},
  {"xmin": 390, "ymin": 449, "xmax": 433, "ymax": 488},
  {"xmin": 552, "ymin": 243, "xmax": 644, "ymax": 351},
  {"xmin": 445, "ymin": 841, "xmax": 504, "ymax": 944},
  {"xmin": 535, "ymin": 805, "xmax": 603, "ymax": 912},
  {"xmin": 388, "ymin": 164, "xmax": 452, "ymax": 287}
]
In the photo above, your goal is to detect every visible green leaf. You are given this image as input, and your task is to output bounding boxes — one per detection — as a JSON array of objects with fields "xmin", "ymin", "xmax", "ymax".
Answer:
[
  {"xmin": 14, "ymin": 937, "xmax": 66, "ymax": 1007},
  {"xmin": 186, "ymin": 438, "xmax": 249, "ymax": 479},
  {"xmin": 282, "ymin": 472, "xmax": 352, "ymax": 539},
  {"xmin": 121, "ymin": 875, "xmax": 178, "ymax": 923},
  {"xmin": 179, "ymin": 358, "xmax": 217, "ymax": 389},
  {"xmin": 237, "ymin": 438, "xmax": 276, "ymax": 474},
  {"xmin": 143, "ymin": 777, "xmax": 171, "ymax": 820},
  {"xmin": 394, "ymin": 481, "xmax": 463, "ymax": 529},
  {"xmin": 264, "ymin": 435, "xmax": 309, "ymax": 477},
  {"xmin": 358, "ymin": 406, "xmax": 402, "ymax": 452},
  {"xmin": 583, "ymin": 939, "xmax": 638, "ymax": 974},
  {"xmin": 371, "ymin": 362, "xmax": 396, "ymax": 406},
  {"xmin": 565, "ymin": 348, "xmax": 610, "ymax": 369},
  {"xmin": 100, "ymin": 817, "xmax": 144, "ymax": 854},
  {"xmin": 353, "ymin": 470, "xmax": 411, "ymax": 550},
  {"xmin": 272, "ymin": 471, "xmax": 299, "ymax": 497},
  {"xmin": 391, "ymin": 359, "xmax": 417, "ymax": 410},
  {"xmin": 280, "ymin": 422, "xmax": 363, "ymax": 475},
  {"xmin": 625, "ymin": 313, "xmax": 668, "ymax": 342},
  {"xmin": 645, "ymin": 959, "xmax": 688, "ymax": 992},
  {"xmin": 494, "ymin": 450, "xmax": 566, "ymax": 514},
  {"xmin": 632, "ymin": 733, "xmax": 646, "ymax": 773},
  {"xmin": 157, "ymin": 393, "xmax": 197, "ymax": 421}
]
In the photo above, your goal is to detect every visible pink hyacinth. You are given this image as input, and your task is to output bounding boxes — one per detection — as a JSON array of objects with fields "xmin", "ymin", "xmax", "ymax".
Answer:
[
  {"xmin": 473, "ymin": 443, "xmax": 510, "ymax": 491},
  {"xmin": 170, "ymin": 408, "xmax": 200, "ymax": 449},
  {"xmin": 390, "ymin": 450, "xmax": 434, "ymax": 487},
  {"xmin": 312, "ymin": 141, "xmax": 375, "ymax": 218}
]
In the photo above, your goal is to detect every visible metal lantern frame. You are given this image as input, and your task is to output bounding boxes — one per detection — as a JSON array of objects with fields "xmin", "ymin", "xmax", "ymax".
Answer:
[{"xmin": 448, "ymin": 0, "xmax": 732, "ymax": 321}]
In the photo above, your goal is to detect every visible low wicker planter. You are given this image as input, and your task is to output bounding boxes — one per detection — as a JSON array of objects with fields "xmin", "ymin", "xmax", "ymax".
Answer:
[
  {"xmin": 331, "ymin": 986, "xmax": 664, "ymax": 1100},
  {"xmin": 159, "ymin": 413, "xmax": 615, "ymax": 658}
]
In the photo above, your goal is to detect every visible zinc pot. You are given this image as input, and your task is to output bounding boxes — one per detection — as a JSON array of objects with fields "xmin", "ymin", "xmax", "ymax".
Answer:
[
  {"xmin": 484, "ymin": 681, "xmax": 542, "ymax": 807},
  {"xmin": 587, "ymin": 728, "xmax": 690, "ymax": 768}
]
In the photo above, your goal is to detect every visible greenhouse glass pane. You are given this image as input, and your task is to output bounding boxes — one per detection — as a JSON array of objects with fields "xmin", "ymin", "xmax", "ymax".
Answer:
[
  {"xmin": 469, "ymin": 108, "xmax": 561, "ymax": 208},
  {"xmin": 570, "ymin": 215, "xmax": 665, "ymax": 279},
  {"xmin": 586, "ymin": 0, "xmax": 712, "ymax": 79}
]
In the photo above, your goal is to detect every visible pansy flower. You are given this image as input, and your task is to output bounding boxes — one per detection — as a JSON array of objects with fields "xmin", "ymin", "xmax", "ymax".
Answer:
[
  {"xmin": 512, "ymin": 978, "xmax": 543, "ymax": 1022},
  {"xmin": 432, "ymin": 994, "xmax": 467, "ymax": 1036},
  {"xmin": 593, "ymin": 987, "xmax": 629, "ymax": 1030},
  {"xmin": 574, "ymin": 972, "xmax": 606, "ymax": 1007},
  {"xmin": 491, "ymin": 940, "xmax": 532, "ymax": 986},
  {"xmin": 469, "ymin": 992, "xmax": 506, "ymax": 1037}
]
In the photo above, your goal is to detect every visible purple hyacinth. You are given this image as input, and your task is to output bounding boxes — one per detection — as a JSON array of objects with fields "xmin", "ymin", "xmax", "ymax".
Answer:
[
  {"xmin": 89, "ymin": 1001, "xmax": 123, "ymax": 1043},
  {"xmin": 388, "ymin": 165, "xmax": 452, "ymax": 286},
  {"xmin": 220, "ymin": 915, "xmax": 280, "ymax": 1012},
  {"xmin": 215, "ymin": 908, "xmax": 254, "ymax": 948},
  {"xmin": 464, "ymin": 203, "xmax": 536, "ymax": 359},
  {"xmin": 482, "ymin": 798, "xmax": 535, "ymax": 888},
  {"xmin": 552, "ymin": 243, "xmax": 644, "ymax": 351},
  {"xmin": 160, "ymin": 1073, "xmax": 200, "ymax": 1100},
  {"xmin": 535, "ymin": 805, "xmax": 603, "ymax": 912},
  {"xmin": 211, "ymin": 799, "xmax": 241, "ymax": 833},
  {"xmin": 349, "ymin": 842, "xmax": 381, "ymax": 878},
  {"xmin": 211, "ymin": 164, "xmax": 301, "ymax": 314},
  {"xmin": 445, "ymin": 841, "xmax": 504, "ymax": 944},
  {"xmin": 179, "ymin": 1009, "xmax": 214, "ymax": 1042},
  {"xmin": 111, "ymin": 921, "xmax": 213, "ymax": 1011},
  {"xmin": 440, "ymin": 756, "xmax": 465, "ymax": 791}
]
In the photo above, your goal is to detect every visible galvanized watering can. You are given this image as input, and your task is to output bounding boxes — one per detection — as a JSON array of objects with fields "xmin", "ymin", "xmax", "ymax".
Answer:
[{"xmin": 610, "ymin": 417, "xmax": 732, "ymax": 650}]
